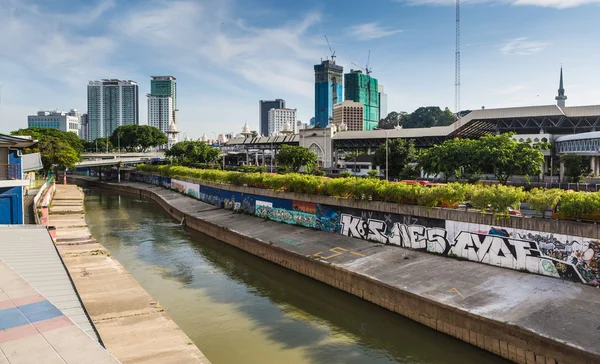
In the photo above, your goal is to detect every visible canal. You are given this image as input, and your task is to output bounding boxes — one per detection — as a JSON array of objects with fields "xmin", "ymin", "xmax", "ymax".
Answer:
[{"xmin": 84, "ymin": 187, "xmax": 509, "ymax": 364}]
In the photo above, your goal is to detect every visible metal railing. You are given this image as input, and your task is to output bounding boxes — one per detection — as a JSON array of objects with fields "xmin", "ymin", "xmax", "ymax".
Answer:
[{"xmin": 0, "ymin": 164, "xmax": 20, "ymax": 180}]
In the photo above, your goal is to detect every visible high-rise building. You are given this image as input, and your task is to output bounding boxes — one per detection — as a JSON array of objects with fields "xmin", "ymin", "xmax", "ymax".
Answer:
[
  {"xmin": 87, "ymin": 79, "xmax": 139, "ymax": 141},
  {"xmin": 378, "ymin": 84, "xmax": 388, "ymax": 121},
  {"xmin": 148, "ymin": 76, "xmax": 177, "ymax": 139},
  {"xmin": 555, "ymin": 67, "xmax": 567, "ymax": 108},
  {"xmin": 80, "ymin": 114, "xmax": 88, "ymax": 140},
  {"xmin": 259, "ymin": 99, "xmax": 286, "ymax": 136},
  {"xmin": 268, "ymin": 108, "xmax": 297, "ymax": 136},
  {"xmin": 333, "ymin": 101, "xmax": 364, "ymax": 131},
  {"xmin": 314, "ymin": 60, "xmax": 343, "ymax": 128},
  {"xmin": 344, "ymin": 70, "xmax": 379, "ymax": 131},
  {"xmin": 27, "ymin": 109, "xmax": 81, "ymax": 135}
]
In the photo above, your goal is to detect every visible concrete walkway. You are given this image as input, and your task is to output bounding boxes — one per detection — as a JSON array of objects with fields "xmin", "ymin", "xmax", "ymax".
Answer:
[
  {"xmin": 76, "ymin": 177, "xmax": 600, "ymax": 364},
  {"xmin": 49, "ymin": 184, "xmax": 210, "ymax": 364}
]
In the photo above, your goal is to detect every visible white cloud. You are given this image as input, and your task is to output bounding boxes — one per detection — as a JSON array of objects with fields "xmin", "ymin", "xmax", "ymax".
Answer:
[
  {"xmin": 347, "ymin": 23, "xmax": 403, "ymax": 41},
  {"xmin": 396, "ymin": 0, "xmax": 600, "ymax": 8},
  {"xmin": 499, "ymin": 37, "xmax": 551, "ymax": 55}
]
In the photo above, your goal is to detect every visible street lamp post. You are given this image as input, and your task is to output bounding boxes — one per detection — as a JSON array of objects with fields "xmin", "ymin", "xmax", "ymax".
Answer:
[{"xmin": 385, "ymin": 131, "xmax": 389, "ymax": 181}]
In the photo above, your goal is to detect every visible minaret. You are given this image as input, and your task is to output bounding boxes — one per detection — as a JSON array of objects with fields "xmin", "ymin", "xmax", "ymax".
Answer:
[
  {"xmin": 166, "ymin": 121, "xmax": 179, "ymax": 149},
  {"xmin": 555, "ymin": 67, "xmax": 567, "ymax": 108}
]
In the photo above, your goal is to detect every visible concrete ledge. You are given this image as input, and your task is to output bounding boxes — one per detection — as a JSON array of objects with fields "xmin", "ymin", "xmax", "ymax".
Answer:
[{"xmin": 75, "ymin": 177, "xmax": 600, "ymax": 364}]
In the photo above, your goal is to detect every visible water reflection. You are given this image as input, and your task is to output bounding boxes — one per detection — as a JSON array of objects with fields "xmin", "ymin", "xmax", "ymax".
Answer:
[{"xmin": 84, "ymin": 188, "xmax": 508, "ymax": 364}]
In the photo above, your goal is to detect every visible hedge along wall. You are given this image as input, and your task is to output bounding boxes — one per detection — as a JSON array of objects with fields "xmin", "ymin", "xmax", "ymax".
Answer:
[{"xmin": 128, "ymin": 172, "xmax": 600, "ymax": 287}]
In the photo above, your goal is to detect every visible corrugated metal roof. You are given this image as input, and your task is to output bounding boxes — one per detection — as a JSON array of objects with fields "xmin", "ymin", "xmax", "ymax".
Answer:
[
  {"xmin": 0, "ymin": 225, "xmax": 99, "ymax": 342},
  {"xmin": 562, "ymin": 105, "xmax": 600, "ymax": 117}
]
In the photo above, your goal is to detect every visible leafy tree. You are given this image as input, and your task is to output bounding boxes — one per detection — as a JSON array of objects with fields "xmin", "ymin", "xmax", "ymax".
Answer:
[
  {"xmin": 11, "ymin": 128, "xmax": 82, "ymax": 173},
  {"xmin": 275, "ymin": 145, "xmax": 317, "ymax": 173},
  {"xmin": 403, "ymin": 106, "xmax": 457, "ymax": 129},
  {"xmin": 373, "ymin": 138, "xmax": 416, "ymax": 180},
  {"xmin": 560, "ymin": 154, "xmax": 591, "ymax": 183},
  {"xmin": 37, "ymin": 138, "xmax": 79, "ymax": 172},
  {"xmin": 377, "ymin": 111, "xmax": 408, "ymax": 129},
  {"xmin": 110, "ymin": 125, "xmax": 167, "ymax": 152},
  {"xmin": 11, "ymin": 127, "xmax": 83, "ymax": 156},
  {"xmin": 476, "ymin": 133, "xmax": 544, "ymax": 184},
  {"xmin": 419, "ymin": 138, "xmax": 480, "ymax": 182},
  {"xmin": 251, "ymin": 131, "xmax": 259, "ymax": 138},
  {"xmin": 166, "ymin": 141, "xmax": 220, "ymax": 167},
  {"xmin": 89, "ymin": 137, "xmax": 114, "ymax": 152}
]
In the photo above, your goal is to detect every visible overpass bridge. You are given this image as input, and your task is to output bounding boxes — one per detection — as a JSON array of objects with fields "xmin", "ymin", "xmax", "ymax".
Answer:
[{"xmin": 76, "ymin": 153, "xmax": 166, "ymax": 168}]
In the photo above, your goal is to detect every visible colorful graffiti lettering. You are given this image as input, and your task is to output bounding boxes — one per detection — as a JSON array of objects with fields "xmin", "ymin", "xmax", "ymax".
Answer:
[{"xmin": 131, "ymin": 172, "xmax": 600, "ymax": 286}]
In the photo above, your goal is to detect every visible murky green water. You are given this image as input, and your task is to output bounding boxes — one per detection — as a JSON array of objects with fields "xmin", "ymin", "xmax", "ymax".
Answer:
[{"xmin": 84, "ymin": 188, "xmax": 508, "ymax": 364}]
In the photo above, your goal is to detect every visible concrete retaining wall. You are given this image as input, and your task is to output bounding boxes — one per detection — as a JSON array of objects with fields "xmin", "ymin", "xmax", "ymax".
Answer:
[
  {"xmin": 125, "ymin": 173, "xmax": 600, "ymax": 287},
  {"xmin": 76, "ymin": 177, "xmax": 599, "ymax": 364}
]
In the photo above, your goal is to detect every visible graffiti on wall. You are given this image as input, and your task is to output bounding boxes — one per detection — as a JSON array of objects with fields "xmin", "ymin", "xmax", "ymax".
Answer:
[
  {"xmin": 255, "ymin": 199, "xmax": 316, "ymax": 228},
  {"xmin": 171, "ymin": 179, "xmax": 200, "ymax": 199},
  {"xmin": 132, "ymin": 172, "xmax": 599, "ymax": 286}
]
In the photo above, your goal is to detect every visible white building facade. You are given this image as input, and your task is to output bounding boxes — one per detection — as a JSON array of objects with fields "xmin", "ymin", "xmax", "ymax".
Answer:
[
  {"xmin": 148, "ymin": 96, "xmax": 174, "ymax": 134},
  {"xmin": 87, "ymin": 79, "xmax": 139, "ymax": 141},
  {"xmin": 27, "ymin": 109, "xmax": 81, "ymax": 136},
  {"xmin": 268, "ymin": 108, "xmax": 297, "ymax": 136}
]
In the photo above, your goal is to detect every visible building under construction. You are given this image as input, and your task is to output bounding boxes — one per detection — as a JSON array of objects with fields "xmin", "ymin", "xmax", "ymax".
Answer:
[
  {"xmin": 344, "ymin": 70, "xmax": 379, "ymax": 131},
  {"xmin": 314, "ymin": 60, "xmax": 343, "ymax": 128}
]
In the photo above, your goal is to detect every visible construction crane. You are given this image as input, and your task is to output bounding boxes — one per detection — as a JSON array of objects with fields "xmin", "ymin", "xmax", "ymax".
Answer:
[
  {"xmin": 324, "ymin": 35, "xmax": 336, "ymax": 63},
  {"xmin": 454, "ymin": 0, "xmax": 461, "ymax": 138},
  {"xmin": 350, "ymin": 51, "xmax": 372, "ymax": 75}
]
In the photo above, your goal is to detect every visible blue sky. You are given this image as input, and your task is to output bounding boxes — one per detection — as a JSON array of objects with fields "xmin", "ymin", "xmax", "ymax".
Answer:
[{"xmin": 1, "ymin": 0, "xmax": 599, "ymax": 138}]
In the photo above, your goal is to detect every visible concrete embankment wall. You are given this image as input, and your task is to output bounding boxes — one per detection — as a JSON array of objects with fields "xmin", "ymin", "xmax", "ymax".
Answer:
[
  {"xmin": 126, "ymin": 173, "xmax": 600, "ymax": 287},
  {"xmin": 75, "ymin": 176, "xmax": 600, "ymax": 364}
]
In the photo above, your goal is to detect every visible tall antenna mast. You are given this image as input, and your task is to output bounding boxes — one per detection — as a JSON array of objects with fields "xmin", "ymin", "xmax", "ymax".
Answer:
[{"xmin": 454, "ymin": 0, "xmax": 461, "ymax": 137}]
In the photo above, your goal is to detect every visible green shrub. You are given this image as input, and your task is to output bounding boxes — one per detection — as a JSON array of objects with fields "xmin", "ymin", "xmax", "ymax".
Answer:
[
  {"xmin": 471, "ymin": 184, "xmax": 526, "ymax": 217},
  {"xmin": 339, "ymin": 171, "xmax": 352, "ymax": 178},
  {"xmin": 557, "ymin": 191, "xmax": 600, "ymax": 219},
  {"xmin": 136, "ymin": 165, "xmax": 600, "ymax": 219},
  {"xmin": 527, "ymin": 188, "xmax": 564, "ymax": 217}
]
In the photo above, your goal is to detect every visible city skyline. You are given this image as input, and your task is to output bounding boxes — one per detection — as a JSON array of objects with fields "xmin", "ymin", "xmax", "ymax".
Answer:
[{"xmin": 1, "ymin": 0, "xmax": 599, "ymax": 137}]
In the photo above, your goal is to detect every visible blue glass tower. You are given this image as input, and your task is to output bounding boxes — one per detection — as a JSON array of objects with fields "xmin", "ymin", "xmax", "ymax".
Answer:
[{"xmin": 314, "ymin": 60, "xmax": 343, "ymax": 128}]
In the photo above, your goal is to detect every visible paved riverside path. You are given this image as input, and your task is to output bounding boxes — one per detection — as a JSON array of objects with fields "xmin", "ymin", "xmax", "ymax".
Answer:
[
  {"xmin": 77, "ymin": 177, "xmax": 600, "ymax": 364},
  {"xmin": 49, "ymin": 184, "xmax": 211, "ymax": 364}
]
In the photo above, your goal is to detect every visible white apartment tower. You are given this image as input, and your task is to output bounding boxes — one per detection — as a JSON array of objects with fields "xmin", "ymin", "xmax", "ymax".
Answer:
[
  {"xmin": 267, "ymin": 108, "xmax": 297, "ymax": 136},
  {"xmin": 148, "ymin": 76, "xmax": 178, "ymax": 147},
  {"xmin": 87, "ymin": 80, "xmax": 139, "ymax": 141}
]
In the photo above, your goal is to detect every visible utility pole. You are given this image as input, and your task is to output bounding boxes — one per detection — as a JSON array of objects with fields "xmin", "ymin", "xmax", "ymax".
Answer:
[
  {"xmin": 385, "ymin": 130, "xmax": 389, "ymax": 181},
  {"xmin": 454, "ymin": 0, "xmax": 461, "ymax": 137}
]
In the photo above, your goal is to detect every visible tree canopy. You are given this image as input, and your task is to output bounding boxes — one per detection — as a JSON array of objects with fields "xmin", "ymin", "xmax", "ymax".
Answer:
[
  {"xmin": 403, "ymin": 107, "xmax": 456, "ymax": 129},
  {"xmin": 378, "ymin": 107, "xmax": 469, "ymax": 130},
  {"xmin": 10, "ymin": 127, "xmax": 81, "ymax": 173},
  {"xmin": 419, "ymin": 138, "xmax": 480, "ymax": 182},
  {"xmin": 561, "ymin": 154, "xmax": 591, "ymax": 183},
  {"xmin": 377, "ymin": 111, "xmax": 408, "ymax": 129},
  {"xmin": 418, "ymin": 133, "xmax": 544, "ymax": 184},
  {"xmin": 110, "ymin": 125, "xmax": 168, "ymax": 152},
  {"xmin": 372, "ymin": 138, "xmax": 416, "ymax": 180},
  {"xmin": 276, "ymin": 145, "xmax": 317, "ymax": 173},
  {"xmin": 165, "ymin": 141, "xmax": 220, "ymax": 167}
]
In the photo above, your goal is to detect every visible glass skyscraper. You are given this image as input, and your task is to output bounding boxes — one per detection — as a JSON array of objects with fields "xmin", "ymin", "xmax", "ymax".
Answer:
[
  {"xmin": 87, "ymin": 80, "xmax": 139, "ymax": 141},
  {"xmin": 344, "ymin": 70, "xmax": 379, "ymax": 131},
  {"xmin": 314, "ymin": 60, "xmax": 343, "ymax": 128}
]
